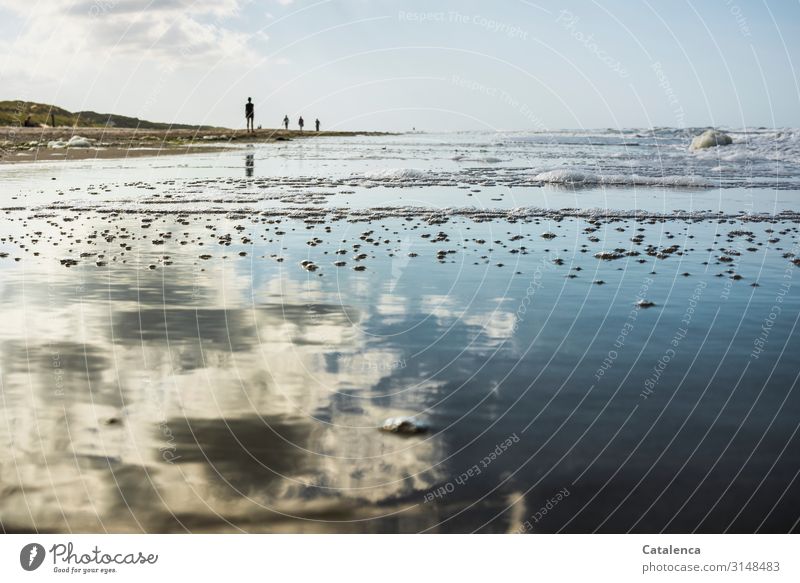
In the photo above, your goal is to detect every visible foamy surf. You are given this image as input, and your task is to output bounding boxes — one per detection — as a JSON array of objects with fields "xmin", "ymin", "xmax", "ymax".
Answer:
[
  {"xmin": 362, "ymin": 168, "xmax": 427, "ymax": 180},
  {"xmin": 533, "ymin": 169, "xmax": 712, "ymax": 188}
]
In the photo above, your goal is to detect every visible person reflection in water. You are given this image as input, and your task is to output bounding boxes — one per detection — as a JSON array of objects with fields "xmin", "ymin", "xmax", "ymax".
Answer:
[{"xmin": 245, "ymin": 153, "xmax": 254, "ymax": 177}]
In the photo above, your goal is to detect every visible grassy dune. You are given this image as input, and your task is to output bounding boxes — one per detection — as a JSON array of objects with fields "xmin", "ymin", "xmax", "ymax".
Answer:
[{"xmin": 0, "ymin": 100, "xmax": 217, "ymax": 130}]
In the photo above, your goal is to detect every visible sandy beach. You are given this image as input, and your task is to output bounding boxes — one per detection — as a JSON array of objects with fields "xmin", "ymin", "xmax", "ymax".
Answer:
[{"xmin": 0, "ymin": 126, "xmax": 391, "ymax": 163}]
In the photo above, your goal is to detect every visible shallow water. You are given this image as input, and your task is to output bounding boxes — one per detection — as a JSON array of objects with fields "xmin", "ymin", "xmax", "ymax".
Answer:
[{"xmin": 1, "ymin": 131, "xmax": 799, "ymax": 532}]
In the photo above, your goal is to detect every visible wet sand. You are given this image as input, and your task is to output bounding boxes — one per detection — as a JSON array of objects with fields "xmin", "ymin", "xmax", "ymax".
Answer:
[
  {"xmin": 1, "ymin": 131, "xmax": 799, "ymax": 533},
  {"xmin": 0, "ymin": 205, "xmax": 799, "ymax": 533}
]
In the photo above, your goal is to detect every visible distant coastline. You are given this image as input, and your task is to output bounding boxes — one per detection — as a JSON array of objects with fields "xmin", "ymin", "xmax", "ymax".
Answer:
[{"xmin": 0, "ymin": 99, "xmax": 222, "ymax": 130}]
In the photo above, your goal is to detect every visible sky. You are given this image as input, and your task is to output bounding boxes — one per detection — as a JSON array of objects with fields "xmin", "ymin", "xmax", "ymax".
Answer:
[{"xmin": 1, "ymin": 0, "xmax": 799, "ymax": 131}]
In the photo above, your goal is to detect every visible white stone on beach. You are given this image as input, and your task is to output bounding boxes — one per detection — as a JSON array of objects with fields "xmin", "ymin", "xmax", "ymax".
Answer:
[
  {"xmin": 690, "ymin": 129, "xmax": 732, "ymax": 150},
  {"xmin": 380, "ymin": 417, "xmax": 428, "ymax": 434},
  {"xmin": 67, "ymin": 136, "xmax": 93, "ymax": 148},
  {"xmin": 47, "ymin": 135, "xmax": 93, "ymax": 149}
]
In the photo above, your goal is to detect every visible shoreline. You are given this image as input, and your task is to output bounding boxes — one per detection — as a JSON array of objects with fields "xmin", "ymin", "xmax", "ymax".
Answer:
[
  {"xmin": 0, "ymin": 126, "xmax": 393, "ymax": 164},
  {"xmin": 3, "ymin": 204, "xmax": 795, "ymax": 222}
]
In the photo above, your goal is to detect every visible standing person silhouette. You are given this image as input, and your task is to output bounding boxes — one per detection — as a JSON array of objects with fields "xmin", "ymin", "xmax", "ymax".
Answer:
[
  {"xmin": 245, "ymin": 98, "xmax": 254, "ymax": 133},
  {"xmin": 283, "ymin": 115, "xmax": 289, "ymax": 130},
  {"xmin": 298, "ymin": 116, "xmax": 304, "ymax": 131},
  {"xmin": 315, "ymin": 118, "xmax": 320, "ymax": 132}
]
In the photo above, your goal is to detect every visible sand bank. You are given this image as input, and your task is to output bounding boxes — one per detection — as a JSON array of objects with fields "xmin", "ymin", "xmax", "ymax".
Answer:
[{"xmin": 0, "ymin": 126, "xmax": 390, "ymax": 164}]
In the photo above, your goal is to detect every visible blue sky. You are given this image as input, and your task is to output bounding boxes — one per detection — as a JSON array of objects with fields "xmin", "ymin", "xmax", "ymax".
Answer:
[{"xmin": 1, "ymin": 0, "xmax": 799, "ymax": 130}]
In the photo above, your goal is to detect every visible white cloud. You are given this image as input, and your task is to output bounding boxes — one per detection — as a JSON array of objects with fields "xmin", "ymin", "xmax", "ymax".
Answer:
[
  {"xmin": 68, "ymin": 0, "xmax": 243, "ymax": 18},
  {"xmin": 0, "ymin": 0, "xmax": 256, "ymax": 78}
]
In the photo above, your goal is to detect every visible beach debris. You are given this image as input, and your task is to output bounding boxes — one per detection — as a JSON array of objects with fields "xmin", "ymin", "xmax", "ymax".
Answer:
[
  {"xmin": 646, "ymin": 244, "xmax": 681, "ymax": 259},
  {"xmin": 636, "ymin": 299, "xmax": 656, "ymax": 308},
  {"xmin": 380, "ymin": 417, "xmax": 428, "ymax": 434},
  {"xmin": 595, "ymin": 250, "xmax": 625, "ymax": 260},
  {"xmin": 690, "ymin": 129, "xmax": 732, "ymax": 150}
]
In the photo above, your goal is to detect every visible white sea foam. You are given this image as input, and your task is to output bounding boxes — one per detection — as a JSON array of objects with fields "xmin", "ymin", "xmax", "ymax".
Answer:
[
  {"xmin": 692, "ymin": 130, "xmax": 800, "ymax": 165},
  {"xmin": 451, "ymin": 156, "xmax": 503, "ymax": 163},
  {"xmin": 534, "ymin": 169, "xmax": 712, "ymax": 187},
  {"xmin": 363, "ymin": 168, "xmax": 427, "ymax": 181},
  {"xmin": 17, "ymin": 200, "xmax": 799, "ymax": 223}
]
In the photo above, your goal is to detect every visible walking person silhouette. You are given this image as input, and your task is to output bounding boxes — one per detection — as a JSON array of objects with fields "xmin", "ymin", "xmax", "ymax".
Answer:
[
  {"xmin": 245, "ymin": 98, "xmax": 254, "ymax": 133},
  {"xmin": 315, "ymin": 118, "xmax": 320, "ymax": 132},
  {"xmin": 283, "ymin": 115, "xmax": 289, "ymax": 130},
  {"xmin": 298, "ymin": 116, "xmax": 304, "ymax": 131}
]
